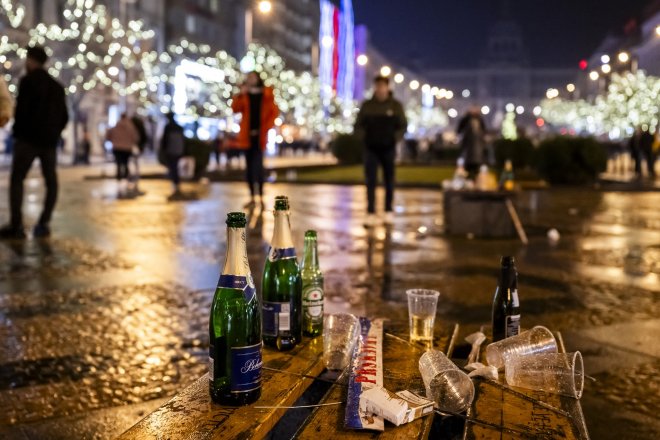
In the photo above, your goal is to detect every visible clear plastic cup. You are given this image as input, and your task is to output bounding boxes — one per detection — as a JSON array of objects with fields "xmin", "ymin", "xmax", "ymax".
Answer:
[
  {"xmin": 505, "ymin": 351, "xmax": 584, "ymax": 399},
  {"xmin": 419, "ymin": 350, "xmax": 475, "ymax": 413},
  {"xmin": 323, "ymin": 313, "xmax": 360, "ymax": 370},
  {"xmin": 406, "ymin": 289, "xmax": 440, "ymax": 344},
  {"xmin": 486, "ymin": 326, "xmax": 557, "ymax": 369}
]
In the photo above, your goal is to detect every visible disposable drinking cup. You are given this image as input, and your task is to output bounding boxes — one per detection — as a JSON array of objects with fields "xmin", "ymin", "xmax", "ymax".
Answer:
[
  {"xmin": 419, "ymin": 350, "xmax": 475, "ymax": 413},
  {"xmin": 505, "ymin": 351, "xmax": 584, "ymax": 399},
  {"xmin": 323, "ymin": 313, "xmax": 360, "ymax": 370},
  {"xmin": 406, "ymin": 289, "xmax": 440, "ymax": 344},
  {"xmin": 486, "ymin": 326, "xmax": 557, "ymax": 369}
]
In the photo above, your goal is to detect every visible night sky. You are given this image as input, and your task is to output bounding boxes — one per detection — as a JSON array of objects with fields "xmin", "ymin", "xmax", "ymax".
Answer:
[{"xmin": 352, "ymin": 0, "xmax": 655, "ymax": 70}]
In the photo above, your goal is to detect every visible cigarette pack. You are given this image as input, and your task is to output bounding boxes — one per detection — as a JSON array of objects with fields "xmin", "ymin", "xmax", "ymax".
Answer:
[
  {"xmin": 344, "ymin": 318, "xmax": 384, "ymax": 431},
  {"xmin": 395, "ymin": 390, "xmax": 435, "ymax": 423},
  {"xmin": 359, "ymin": 387, "xmax": 408, "ymax": 426}
]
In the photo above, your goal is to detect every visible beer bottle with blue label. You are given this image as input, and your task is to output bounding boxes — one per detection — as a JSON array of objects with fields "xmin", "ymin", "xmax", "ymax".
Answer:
[
  {"xmin": 492, "ymin": 256, "xmax": 521, "ymax": 342},
  {"xmin": 301, "ymin": 230, "xmax": 324, "ymax": 337},
  {"xmin": 209, "ymin": 212, "xmax": 262, "ymax": 405},
  {"xmin": 262, "ymin": 196, "xmax": 302, "ymax": 351}
]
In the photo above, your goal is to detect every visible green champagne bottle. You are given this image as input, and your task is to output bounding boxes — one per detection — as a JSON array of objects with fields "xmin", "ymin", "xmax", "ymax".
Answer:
[
  {"xmin": 209, "ymin": 212, "xmax": 262, "ymax": 405},
  {"xmin": 301, "ymin": 230, "xmax": 324, "ymax": 337},
  {"xmin": 262, "ymin": 196, "xmax": 302, "ymax": 351}
]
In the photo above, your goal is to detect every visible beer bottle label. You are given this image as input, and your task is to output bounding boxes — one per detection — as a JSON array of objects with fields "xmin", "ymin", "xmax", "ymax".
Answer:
[
  {"xmin": 506, "ymin": 314, "xmax": 521, "ymax": 338},
  {"xmin": 230, "ymin": 342, "xmax": 262, "ymax": 393},
  {"xmin": 262, "ymin": 301, "xmax": 291, "ymax": 336},
  {"xmin": 302, "ymin": 285, "xmax": 323, "ymax": 322},
  {"xmin": 268, "ymin": 247, "xmax": 297, "ymax": 262},
  {"xmin": 218, "ymin": 274, "xmax": 256, "ymax": 302}
]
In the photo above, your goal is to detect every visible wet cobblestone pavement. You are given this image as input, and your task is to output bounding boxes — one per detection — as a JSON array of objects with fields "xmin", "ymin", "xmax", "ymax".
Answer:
[{"xmin": 0, "ymin": 168, "xmax": 659, "ymax": 439}]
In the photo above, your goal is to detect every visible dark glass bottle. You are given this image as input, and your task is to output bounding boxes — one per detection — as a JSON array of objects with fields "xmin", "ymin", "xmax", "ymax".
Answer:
[
  {"xmin": 209, "ymin": 212, "xmax": 262, "ymax": 405},
  {"xmin": 262, "ymin": 196, "xmax": 302, "ymax": 351},
  {"xmin": 301, "ymin": 230, "xmax": 324, "ymax": 337},
  {"xmin": 492, "ymin": 256, "xmax": 521, "ymax": 342}
]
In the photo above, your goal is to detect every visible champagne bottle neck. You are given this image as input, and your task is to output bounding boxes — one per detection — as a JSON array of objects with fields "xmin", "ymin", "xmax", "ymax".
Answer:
[
  {"xmin": 223, "ymin": 227, "xmax": 250, "ymax": 276},
  {"xmin": 271, "ymin": 211, "xmax": 294, "ymax": 249}
]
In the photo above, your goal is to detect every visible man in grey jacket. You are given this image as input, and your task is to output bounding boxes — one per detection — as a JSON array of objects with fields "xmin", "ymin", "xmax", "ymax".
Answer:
[{"xmin": 354, "ymin": 75, "xmax": 407, "ymax": 227}]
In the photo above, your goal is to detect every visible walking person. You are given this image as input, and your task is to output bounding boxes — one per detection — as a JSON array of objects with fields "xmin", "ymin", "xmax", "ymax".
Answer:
[
  {"xmin": 160, "ymin": 112, "xmax": 186, "ymax": 200},
  {"xmin": 130, "ymin": 113, "xmax": 148, "ymax": 195},
  {"xmin": 457, "ymin": 106, "xmax": 487, "ymax": 175},
  {"xmin": 230, "ymin": 72, "xmax": 279, "ymax": 207},
  {"xmin": 0, "ymin": 46, "xmax": 68, "ymax": 239},
  {"xmin": 354, "ymin": 75, "xmax": 407, "ymax": 227},
  {"xmin": 106, "ymin": 113, "xmax": 139, "ymax": 197}
]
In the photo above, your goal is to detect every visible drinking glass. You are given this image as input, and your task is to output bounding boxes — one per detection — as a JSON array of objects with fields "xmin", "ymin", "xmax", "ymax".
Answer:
[{"xmin": 406, "ymin": 289, "xmax": 440, "ymax": 344}]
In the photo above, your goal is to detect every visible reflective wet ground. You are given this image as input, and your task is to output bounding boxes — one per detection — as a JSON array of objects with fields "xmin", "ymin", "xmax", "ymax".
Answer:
[{"xmin": 0, "ymin": 166, "xmax": 659, "ymax": 439}]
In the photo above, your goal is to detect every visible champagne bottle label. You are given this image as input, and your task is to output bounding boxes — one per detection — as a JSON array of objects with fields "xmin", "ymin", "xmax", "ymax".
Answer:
[
  {"xmin": 209, "ymin": 345, "xmax": 215, "ymax": 379},
  {"xmin": 302, "ymin": 285, "xmax": 323, "ymax": 321},
  {"xmin": 268, "ymin": 247, "xmax": 297, "ymax": 262},
  {"xmin": 230, "ymin": 342, "xmax": 262, "ymax": 393},
  {"xmin": 262, "ymin": 301, "xmax": 291, "ymax": 336},
  {"xmin": 506, "ymin": 314, "xmax": 521, "ymax": 338},
  {"xmin": 218, "ymin": 275, "xmax": 256, "ymax": 302}
]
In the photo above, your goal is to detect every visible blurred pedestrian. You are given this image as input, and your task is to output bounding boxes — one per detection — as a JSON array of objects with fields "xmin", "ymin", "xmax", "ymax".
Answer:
[
  {"xmin": 0, "ymin": 46, "xmax": 68, "ymax": 239},
  {"xmin": 354, "ymin": 75, "xmax": 407, "ymax": 227},
  {"xmin": 628, "ymin": 126, "xmax": 656, "ymax": 178},
  {"xmin": 230, "ymin": 71, "xmax": 279, "ymax": 207},
  {"xmin": 130, "ymin": 113, "xmax": 148, "ymax": 194},
  {"xmin": 106, "ymin": 113, "xmax": 139, "ymax": 196},
  {"xmin": 0, "ymin": 75, "xmax": 12, "ymax": 127},
  {"xmin": 160, "ymin": 112, "xmax": 185, "ymax": 199},
  {"xmin": 74, "ymin": 127, "xmax": 91, "ymax": 165},
  {"xmin": 457, "ymin": 106, "xmax": 487, "ymax": 175}
]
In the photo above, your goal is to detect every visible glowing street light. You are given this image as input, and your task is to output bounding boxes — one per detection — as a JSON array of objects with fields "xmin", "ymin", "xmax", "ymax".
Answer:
[
  {"xmin": 447, "ymin": 108, "xmax": 458, "ymax": 118},
  {"xmin": 445, "ymin": 90, "xmax": 453, "ymax": 99},
  {"xmin": 533, "ymin": 106, "xmax": 542, "ymax": 116},
  {"xmin": 462, "ymin": 89, "xmax": 470, "ymax": 98},
  {"xmin": 566, "ymin": 83, "xmax": 575, "ymax": 92},
  {"xmin": 393, "ymin": 73, "xmax": 404, "ymax": 83},
  {"xmin": 617, "ymin": 52, "xmax": 629, "ymax": 63},
  {"xmin": 380, "ymin": 65, "xmax": 391, "ymax": 76},
  {"xmin": 481, "ymin": 105, "xmax": 490, "ymax": 115},
  {"xmin": 589, "ymin": 71, "xmax": 599, "ymax": 81},
  {"xmin": 505, "ymin": 103, "xmax": 515, "ymax": 112},
  {"xmin": 656, "ymin": 24, "xmax": 660, "ymax": 36},
  {"xmin": 258, "ymin": 0, "xmax": 272, "ymax": 14},
  {"xmin": 601, "ymin": 64, "xmax": 611, "ymax": 74},
  {"xmin": 515, "ymin": 105, "xmax": 524, "ymax": 115},
  {"xmin": 356, "ymin": 54, "xmax": 368, "ymax": 66},
  {"xmin": 421, "ymin": 83, "xmax": 430, "ymax": 93},
  {"xmin": 409, "ymin": 80, "xmax": 420, "ymax": 90},
  {"xmin": 600, "ymin": 54, "xmax": 610, "ymax": 64}
]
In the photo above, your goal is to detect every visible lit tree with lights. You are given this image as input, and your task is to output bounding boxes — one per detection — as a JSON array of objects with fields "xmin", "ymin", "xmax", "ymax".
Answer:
[
  {"xmin": 541, "ymin": 71, "xmax": 660, "ymax": 138},
  {"xmin": 1, "ymin": 0, "xmax": 158, "ymax": 148}
]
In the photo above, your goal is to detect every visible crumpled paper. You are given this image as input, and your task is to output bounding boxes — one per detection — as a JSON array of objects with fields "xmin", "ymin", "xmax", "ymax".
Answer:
[
  {"xmin": 465, "ymin": 362, "xmax": 498, "ymax": 380},
  {"xmin": 464, "ymin": 331, "xmax": 486, "ymax": 364}
]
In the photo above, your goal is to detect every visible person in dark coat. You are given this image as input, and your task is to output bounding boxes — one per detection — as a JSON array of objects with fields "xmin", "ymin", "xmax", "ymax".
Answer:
[
  {"xmin": 354, "ymin": 75, "xmax": 407, "ymax": 227},
  {"xmin": 0, "ymin": 46, "xmax": 68, "ymax": 239},
  {"xmin": 457, "ymin": 106, "xmax": 487, "ymax": 175},
  {"xmin": 160, "ymin": 112, "xmax": 186, "ymax": 199}
]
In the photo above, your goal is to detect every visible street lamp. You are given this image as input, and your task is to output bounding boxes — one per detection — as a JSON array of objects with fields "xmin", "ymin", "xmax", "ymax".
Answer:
[
  {"xmin": 380, "ymin": 65, "xmax": 391, "ymax": 76},
  {"xmin": 656, "ymin": 24, "xmax": 660, "ymax": 37},
  {"xmin": 617, "ymin": 52, "xmax": 629, "ymax": 63},
  {"xmin": 566, "ymin": 83, "xmax": 575, "ymax": 92},
  {"xmin": 601, "ymin": 64, "xmax": 611, "ymax": 74},
  {"xmin": 589, "ymin": 71, "xmax": 599, "ymax": 81},
  {"xmin": 409, "ymin": 80, "xmax": 419, "ymax": 90},
  {"xmin": 356, "ymin": 54, "xmax": 368, "ymax": 66},
  {"xmin": 258, "ymin": 0, "xmax": 272, "ymax": 14},
  {"xmin": 394, "ymin": 73, "xmax": 404, "ymax": 83},
  {"xmin": 600, "ymin": 54, "xmax": 610, "ymax": 64}
]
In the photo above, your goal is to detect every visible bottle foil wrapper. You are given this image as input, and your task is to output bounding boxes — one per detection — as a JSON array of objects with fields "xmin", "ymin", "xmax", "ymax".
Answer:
[{"xmin": 359, "ymin": 386, "xmax": 435, "ymax": 426}]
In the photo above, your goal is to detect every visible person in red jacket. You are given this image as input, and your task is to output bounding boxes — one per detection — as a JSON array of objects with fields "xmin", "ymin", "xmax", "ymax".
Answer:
[{"xmin": 231, "ymin": 71, "xmax": 279, "ymax": 207}]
